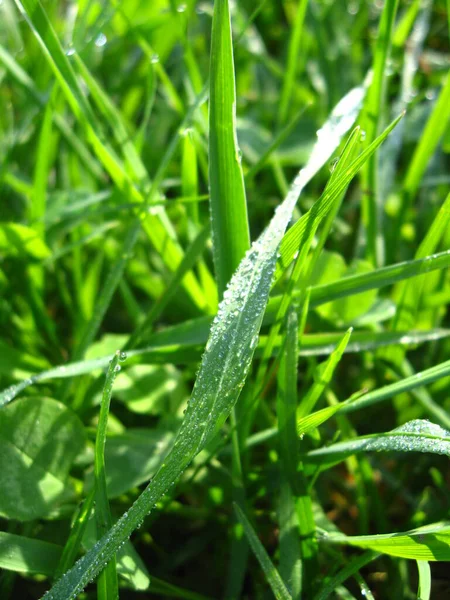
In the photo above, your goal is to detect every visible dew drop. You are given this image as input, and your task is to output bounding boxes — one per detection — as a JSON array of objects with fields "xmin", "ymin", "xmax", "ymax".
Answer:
[
  {"xmin": 94, "ymin": 32, "xmax": 107, "ymax": 48},
  {"xmin": 330, "ymin": 157, "xmax": 340, "ymax": 172},
  {"xmin": 150, "ymin": 53, "xmax": 160, "ymax": 64}
]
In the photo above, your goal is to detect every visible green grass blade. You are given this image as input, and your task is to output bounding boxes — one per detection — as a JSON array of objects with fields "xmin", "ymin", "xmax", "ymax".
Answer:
[
  {"xmin": 298, "ymin": 328, "xmax": 352, "ymax": 418},
  {"xmin": 305, "ymin": 419, "xmax": 450, "ymax": 469},
  {"xmin": 277, "ymin": 309, "xmax": 300, "ymax": 490},
  {"xmin": 416, "ymin": 561, "xmax": 431, "ymax": 600},
  {"xmin": 324, "ymin": 522, "xmax": 450, "ymax": 561},
  {"xmin": 297, "ymin": 250, "xmax": 450, "ymax": 309},
  {"xmin": 95, "ymin": 352, "xmax": 122, "ymax": 600},
  {"xmin": 277, "ymin": 0, "xmax": 309, "ymax": 126},
  {"xmin": 391, "ymin": 192, "xmax": 450, "ymax": 331},
  {"xmin": 40, "ymin": 130, "xmax": 301, "ymax": 599},
  {"xmin": 233, "ymin": 503, "xmax": 292, "ymax": 600},
  {"xmin": 31, "ymin": 88, "xmax": 54, "ymax": 234},
  {"xmin": 54, "ymin": 489, "xmax": 95, "ymax": 581},
  {"xmin": 209, "ymin": 0, "xmax": 250, "ymax": 295},
  {"xmin": 400, "ymin": 73, "xmax": 450, "ymax": 220},
  {"xmin": 360, "ymin": 0, "xmax": 399, "ymax": 266}
]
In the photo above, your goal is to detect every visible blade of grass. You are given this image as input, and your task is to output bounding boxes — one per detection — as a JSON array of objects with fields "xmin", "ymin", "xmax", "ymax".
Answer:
[
  {"xmin": 298, "ymin": 250, "xmax": 450, "ymax": 309},
  {"xmin": 233, "ymin": 503, "xmax": 292, "ymax": 600},
  {"xmin": 398, "ymin": 73, "xmax": 450, "ymax": 230},
  {"xmin": 54, "ymin": 489, "xmax": 96, "ymax": 581},
  {"xmin": 297, "ymin": 328, "xmax": 353, "ymax": 419},
  {"xmin": 416, "ymin": 560, "xmax": 431, "ymax": 600},
  {"xmin": 94, "ymin": 351, "xmax": 123, "ymax": 600},
  {"xmin": 277, "ymin": 309, "xmax": 303, "ymax": 597},
  {"xmin": 323, "ymin": 521, "xmax": 450, "ymax": 561},
  {"xmin": 277, "ymin": 0, "xmax": 309, "ymax": 126},
  {"xmin": 360, "ymin": 0, "xmax": 399, "ymax": 266},
  {"xmin": 305, "ymin": 419, "xmax": 450, "ymax": 469},
  {"xmin": 209, "ymin": 2, "xmax": 250, "ymax": 592},
  {"xmin": 209, "ymin": 0, "xmax": 250, "ymax": 295}
]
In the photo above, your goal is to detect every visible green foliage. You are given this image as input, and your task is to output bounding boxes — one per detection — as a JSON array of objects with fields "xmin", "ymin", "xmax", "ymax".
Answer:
[{"xmin": 0, "ymin": 0, "xmax": 449, "ymax": 598}]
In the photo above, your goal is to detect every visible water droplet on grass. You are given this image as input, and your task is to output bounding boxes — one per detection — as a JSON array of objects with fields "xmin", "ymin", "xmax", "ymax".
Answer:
[{"xmin": 94, "ymin": 33, "xmax": 107, "ymax": 48}]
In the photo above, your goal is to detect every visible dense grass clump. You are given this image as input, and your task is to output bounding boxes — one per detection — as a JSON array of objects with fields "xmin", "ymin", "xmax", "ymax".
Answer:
[{"xmin": 0, "ymin": 1, "xmax": 449, "ymax": 599}]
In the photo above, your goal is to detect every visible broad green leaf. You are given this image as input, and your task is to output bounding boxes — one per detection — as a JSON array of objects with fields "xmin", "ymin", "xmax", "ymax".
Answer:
[
  {"xmin": 305, "ymin": 419, "xmax": 450, "ymax": 470},
  {"xmin": 234, "ymin": 503, "xmax": 292, "ymax": 600},
  {"xmin": 0, "ymin": 222, "xmax": 50, "ymax": 259},
  {"xmin": 0, "ymin": 532, "xmax": 61, "ymax": 576},
  {"xmin": 0, "ymin": 397, "xmax": 85, "ymax": 520},
  {"xmin": 113, "ymin": 364, "xmax": 187, "ymax": 415},
  {"xmin": 325, "ymin": 521, "xmax": 450, "ymax": 561}
]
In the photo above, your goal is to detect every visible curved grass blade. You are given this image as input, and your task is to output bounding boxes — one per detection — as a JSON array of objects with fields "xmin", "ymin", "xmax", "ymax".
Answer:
[
  {"xmin": 39, "ymin": 133, "xmax": 302, "ymax": 600},
  {"xmin": 233, "ymin": 504, "xmax": 292, "ymax": 600},
  {"xmin": 305, "ymin": 419, "xmax": 450, "ymax": 470},
  {"xmin": 324, "ymin": 521, "xmax": 450, "ymax": 561}
]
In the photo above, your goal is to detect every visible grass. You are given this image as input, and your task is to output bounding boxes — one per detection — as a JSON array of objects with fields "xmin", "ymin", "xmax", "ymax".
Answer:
[{"xmin": 0, "ymin": 0, "xmax": 449, "ymax": 599}]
